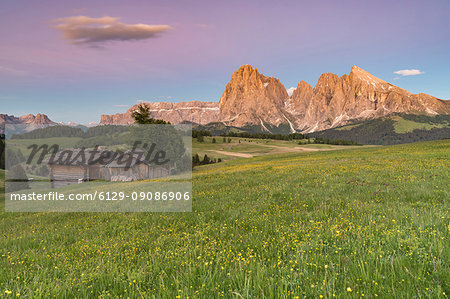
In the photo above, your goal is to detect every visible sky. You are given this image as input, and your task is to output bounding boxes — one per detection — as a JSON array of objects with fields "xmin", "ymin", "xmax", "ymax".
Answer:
[{"xmin": 1, "ymin": 0, "xmax": 449, "ymax": 124}]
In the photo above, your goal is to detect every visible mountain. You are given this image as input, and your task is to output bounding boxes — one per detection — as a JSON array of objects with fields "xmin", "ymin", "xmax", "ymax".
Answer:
[
  {"xmin": 100, "ymin": 101, "xmax": 219, "ymax": 125},
  {"xmin": 0, "ymin": 113, "xmax": 57, "ymax": 137},
  {"xmin": 0, "ymin": 113, "xmax": 55, "ymax": 126},
  {"xmin": 309, "ymin": 113, "xmax": 450, "ymax": 145},
  {"xmin": 100, "ymin": 65, "xmax": 449, "ymax": 133},
  {"xmin": 218, "ymin": 65, "xmax": 291, "ymax": 132},
  {"xmin": 286, "ymin": 66, "xmax": 449, "ymax": 132}
]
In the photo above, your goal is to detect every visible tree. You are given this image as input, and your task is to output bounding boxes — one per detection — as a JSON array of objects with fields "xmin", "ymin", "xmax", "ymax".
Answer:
[
  {"xmin": 0, "ymin": 137, "xmax": 4, "ymax": 170},
  {"xmin": 5, "ymin": 164, "xmax": 29, "ymax": 192},
  {"xmin": 196, "ymin": 135, "xmax": 204, "ymax": 142},
  {"xmin": 192, "ymin": 130, "xmax": 212, "ymax": 138},
  {"xmin": 5, "ymin": 148, "xmax": 21, "ymax": 169},
  {"xmin": 174, "ymin": 154, "xmax": 191, "ymax": 173},
  {"xmin": 192, "ymin": 153, "xmax": 200, "ymax": 166},
  {"xmin": 37, "ymin": 165, "xmax": 49, "ymax": 177},
  {"xmin": 131, "ymin": 104, "xmax": 169, "ymax": 124},
  {"xmin": 192, "ymin": 153, "xmax": 222, "ymax": 168},
  {"xmin": 202, "ymin": 154, "xmax": 210, "ymax": 164},
  {"xmin": 212, "ymin": 138, "xmax": 216, "ymax": 143}
]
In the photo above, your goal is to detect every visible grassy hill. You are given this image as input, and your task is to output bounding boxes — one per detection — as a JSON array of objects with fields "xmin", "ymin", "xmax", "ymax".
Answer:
[
  {"xmin": 311, "ymin": 113, "xmax": 450, "ymax": 145},
  {"xmin": 196, "ymin": 113, "xmax": 450, "ymax": 145},
  {"xmin": 192, "ymin": 136, "xmax": 365, "ymax": 161},
  {"xmin": 193, "ymin": 122, "xmax": 294, "ymax": 135},
  {"xmin": 0, "ymin": 140, "xmax": 449, "ymax": 297}
]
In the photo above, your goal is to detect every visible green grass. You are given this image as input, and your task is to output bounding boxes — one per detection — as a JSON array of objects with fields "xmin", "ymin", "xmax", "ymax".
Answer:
[
  {"xmin": 8, "ymin": 137, "xmax": 83, "ymax": 150},
  {"xmin": 193, "ymin": 138, "xmax": 288, "ymax": 160},
  {"xmin": 0, "ymin": 140, "xmax": 449, "ymax": 297},
  {"xmin": 193, "ymin": 137, "xmax": 364, "ymax": 161},
  {"xmin": 7, "ymin": 137, "xmax": 83, "ymax": 165},
  {"xmin": 318, "ymin": 114, "xmax": 450, "ymax": 145},
  {"xmin": 335, "ymin": 123, "xmax": 363, "ymax": 131},
  {"xmin": 392, "ymin": 116, "xmax": 448, "ymax": 133},
  {"xmin": 335, "ymin": 116, "xmax": 447, "ymax": 133}
]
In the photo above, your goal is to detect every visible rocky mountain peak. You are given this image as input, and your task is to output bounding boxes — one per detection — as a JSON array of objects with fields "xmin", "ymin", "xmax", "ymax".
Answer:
[
  {"xmin": 100, "ymin": 64, "xmax": 449, "ymax": 133},
  {"xmin": 349, "ymin": 65, "xmax": 386, "ymax": 86},
  {"xmin": 0, "ymin": 113, "xmax": 56, "ymax": 126},
  {"xmin": 34, "ymin": 113, "xmax": 53, "ymax": 124},
  {"xmin": 236, "ymin": 64, "xmax": 258, "ymax": 76},
  {"xmin": 228, "ymin": 64, "xmax": 265, "ymax": 91},
  {"xmin": 218, "ymin": 65, "xmax": 289, "ymax": 128},
  {"xmin": 99, "ymin": 101, "xmax": 220, "ymax": 125},
  {"xmin": 291, "ymin": 81, "xmax": 313, "ymax": 99},
  {"xmin": 285, "ymin": 81, "xmax": 314, "ymax": 129},
  {"xmin": 314, "ymin": 72, "xmax": 340, "ymax": 95}
]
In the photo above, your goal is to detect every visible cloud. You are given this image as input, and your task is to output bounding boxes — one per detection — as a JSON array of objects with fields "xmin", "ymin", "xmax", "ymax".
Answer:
[
  {"xmin": 286, "ymin": 87, "xmax": 297, "ymax": 97},
  {"xmin": 394, "ymin": 69, "xmax": 424, "ymax": 76},
  {"xmin": 113, "ymin": 104, "xmax": 130, "ymax": 108},
  {"xmin": 53, "ymin": 16, "xmax": 172, "ymax": 46}
]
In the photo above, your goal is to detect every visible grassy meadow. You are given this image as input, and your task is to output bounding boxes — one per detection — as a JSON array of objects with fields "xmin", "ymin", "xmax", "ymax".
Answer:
[
  {"xmin": 0, "ymin": 140, "xmax": 449, "ymax": 297},
  {"xmin": 193, "ymin": 137, "xmax": 365, "ymax": 161}
]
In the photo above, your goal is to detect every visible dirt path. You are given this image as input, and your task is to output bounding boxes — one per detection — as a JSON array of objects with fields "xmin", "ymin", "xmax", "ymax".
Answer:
[
  {"xmin": 208, "ymin": 150, "xmax": 254, "ymax": 158},
  {"xmin": 262, "ymin": 144, "xmax": 331, "ymax": 153},
  {"xmin": 208, "ymin": 144, "xmax": 362, "ymax": 159}
]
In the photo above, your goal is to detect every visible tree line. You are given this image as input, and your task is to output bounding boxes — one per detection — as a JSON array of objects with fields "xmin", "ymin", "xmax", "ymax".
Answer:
[
  {"xmin": 311, "ymin": 138, "xmax": 360, "ymax": 145},
  {"xmin": 10, "ymin": 125, "xmax": 131, "ymax": 139},
  {"xmin": 193, "ymin": 129, "xmax": 358, "ymax": 145},
  {"xmin": 221, "ymin": 132, "xmax": 307, "ymax": 140},
  {"xmin": 192, "ymin": 154, "xmax": 221, "ymax": 167},
  {"xmin": 310, "ymin": 117, "xmax": 450, "ymax": 145}
]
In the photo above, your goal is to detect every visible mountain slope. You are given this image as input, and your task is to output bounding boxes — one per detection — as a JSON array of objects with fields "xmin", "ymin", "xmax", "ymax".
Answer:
[
  {"xmin": 99, "ymin": 65, "xmax": 449, "ymax": 134},
  {"xmin": 289, "ymin": 66, "xmax": 449, "ymax": 132},
  {"xmin": 309, "ymin": 113, "xmax": 450, "ymax": 145},
  {"xmin": 100, "ymin": 101, "xmax": 219, "ymax": 125},
  {"xmin": 0, "ymin": 113, "xmax": 55, "ymax": 126},
  {"xmin": 218, "ymin": 65, "xmax": 290, "ymax": 131}
]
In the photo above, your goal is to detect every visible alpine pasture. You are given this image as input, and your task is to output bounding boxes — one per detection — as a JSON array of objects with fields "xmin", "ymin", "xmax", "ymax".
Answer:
[{"xmin": 0, "ymin": 140, "xmax": 448, "ymax": 298}]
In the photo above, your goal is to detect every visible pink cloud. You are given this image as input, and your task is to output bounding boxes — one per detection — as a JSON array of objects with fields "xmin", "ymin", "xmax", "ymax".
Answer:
[{"xmin": 53, "ymin": 16, "xmax": 172, "ymax": 46}]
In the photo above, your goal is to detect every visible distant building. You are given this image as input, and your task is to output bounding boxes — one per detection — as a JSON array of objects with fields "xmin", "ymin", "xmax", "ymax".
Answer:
[{"xmin": 44, "ymin": 149, "xmax": 172, "ymax": 188}]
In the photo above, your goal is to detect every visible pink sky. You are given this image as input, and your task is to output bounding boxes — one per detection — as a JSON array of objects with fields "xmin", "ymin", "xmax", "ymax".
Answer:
[{"xmin": 1, "ymin": 0, "xmax": 449, "ymax": 123}]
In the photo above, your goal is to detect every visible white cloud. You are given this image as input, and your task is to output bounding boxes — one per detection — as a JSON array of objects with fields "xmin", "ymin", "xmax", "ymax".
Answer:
[
  {"xmin": 53, "ymin": 16, "xmax": 172, "ymax": 46},
  {"xmin": 394, "ymin": 69, "xmax": 424, "ymax": 76},
  {"xmin": 113, "ymin": 104, "xmax": 130, "ymax": 108},
  {"xmin": 287, "ymin": 87, "xmax": 297, "ymax": 97}
]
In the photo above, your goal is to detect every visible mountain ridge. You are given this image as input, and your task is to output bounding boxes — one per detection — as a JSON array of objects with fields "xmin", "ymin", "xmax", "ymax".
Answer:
[
  {"xmin": 0, "ymin": 113, "xmax": 56, "ymax": 126},
  {"xmin": 99, "ymin": 65, "xmax": 449, "ymax": 132},
  {"xmin": 310, "ymin": 113, "xmax": 450, "ymax": 145},
  {"xmin": 100, "ymin": 101, "xmax": 219, "ymax": 125}
]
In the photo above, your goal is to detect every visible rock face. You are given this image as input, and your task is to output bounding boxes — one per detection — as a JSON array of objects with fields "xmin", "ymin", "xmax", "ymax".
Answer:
[
  {"xmin": 1, "ymin": 113, "xmax": 56, "ymax": 136},
  {"xmin": 287, "ymin": 66, "xmax": 450, "ymax": 132},
  {"xmin": 100, "ymin": 65, "xmax": 449, "ymax": 132},
  {"xmin": 218, "ymin": 65, "xmax": 290, "ymax": 131},
  {"xmin": 100, "ymin": 101, "xmax": 219, "ymax": 125},
  {"xmin": 0, "ymin": 113, "xmax": 55, "ymax": 125}
]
